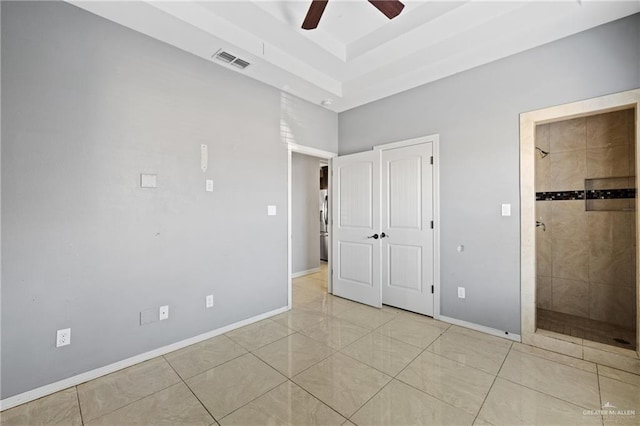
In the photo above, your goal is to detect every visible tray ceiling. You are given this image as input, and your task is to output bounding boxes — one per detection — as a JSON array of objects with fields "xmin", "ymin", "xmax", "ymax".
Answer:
[{"xmin": 70, "ymin": 1, "xmax": 640, "ymax": 112}]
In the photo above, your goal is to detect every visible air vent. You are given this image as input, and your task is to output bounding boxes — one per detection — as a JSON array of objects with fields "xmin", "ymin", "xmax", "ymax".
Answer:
[
  {"xmin": 214, "ymin": 50, "xmax": 236, "ymax": 63},
  {"xmin": 230, "ymin": 58, "xmax": 250, "ymax": 69},
  {"xmin": 213, "ymin": 49, "xmax": 250, "ymax": 71}
]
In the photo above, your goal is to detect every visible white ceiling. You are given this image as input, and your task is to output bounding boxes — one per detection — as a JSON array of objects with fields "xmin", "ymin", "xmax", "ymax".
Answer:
[{"xmin": 71, "ymin": 0, "xmax": 640, "ymax": 112}]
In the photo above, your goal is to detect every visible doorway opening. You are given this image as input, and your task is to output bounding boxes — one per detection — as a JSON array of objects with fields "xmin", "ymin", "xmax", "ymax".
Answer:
[
  {"xmin": 520, "ymin": 89, "xmax": 640, "ymax": 362},
  {"xmin": 290, "ymin": 152, "xmax": 331, "ymax": 305},
  {"xmin": 287, "ymin": 143, "xmax": 337, "ymax": 309},
  {"xmin": 320, "ymin": 163, "xmax": 329, "ymax": 264}
]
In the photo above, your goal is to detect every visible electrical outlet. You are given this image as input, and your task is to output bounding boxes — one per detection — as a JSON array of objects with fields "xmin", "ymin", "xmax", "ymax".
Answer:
[
  {"xmin": 159, "ymin": 305, "xmax": 169, "ymax": 321},
  {"xmin": 206, "ymin": 294, "xmax": 214, "ymax": 308},
  {"xmin": 56, "ymin": 328, "xmax": 71, "ymax": 347},
  {"xmin": 457, "ymin": 287, "xmax": 466, "ymax": 299}
]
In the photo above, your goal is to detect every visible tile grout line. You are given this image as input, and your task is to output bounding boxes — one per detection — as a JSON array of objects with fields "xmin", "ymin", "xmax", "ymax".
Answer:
[
  {"xmin": 328, "ymin": 314, "xmax": 398, "ymax": 353},
  {"xmin": 351, "ymin": 325, "xmax": 448, "ymax": 417},
  {"xmin": 212, "ymin": 354, "xmax": 290, "ymax": 422},
  {"xmin": 263, "ymin": 337, "xmax": 338, "ymax": 380},
  {"xmin": 348, "ymin": 324, "xmax": 475, "ymax": 422},
  {"xmin": 226, "ymin": 325, "xmax": 296, "ymax": 353},
  {"xmin": 165, "ymin": 334, "xmax": 251, "ymax": 380},
  {"xmin": 596, "ymin": 366, "xmax": 640, "ymax": 386},
  {"xmin": 168, "ymin": 331, "xmax": 307, "ymax": 424},
  {"xmin": 337, "ymin": 323, "xmax": 443, "ymax": 380},
  {"xmin": 287, "ymin": 368, "xmax": 364, "ymax": 422},
  {"xmin": 215, "ymin": 381, "xmax": 286, "ymax": 423},
  {"xmin": 512, "ymin": 342, "xmax": 598, "ymax": 374},
  {"xmin": 74, "ymin": 386, "xmax": 85, "ymax": 426},
  {"xmin": 162, "ymin": 354, "xmax": 220, "ymax": 425},
  {"xmin": 345, "ymin": 377, "xmax": 392, "ymax": 422},
  {"xmin": 74, "ymin": 358, "xmax": 184, "ymax": 424},
  {"xmin": 285, "ymin": 378, "xmax": 348, "ymax": 423},
  {"xmin": 409, "ymin": 329, "xmax": 511, "ymax": 379},
  {"xmin": 497, "ymin": 372, "xmax": 601, "ymax": 413},
  {"xmin": 392, "ymin": 327, "xmax": 503, "ymax": 419},
  {"xmin": 172, "ymin": 332, "xmax": 317, "ymax": 421},
  {"xmin": 283, "ymin": 302, "xmax": 385, "ymax": 422},
  {"xmin": 347, "ymin": 333, "xmax": 434, "ymax": 421},
  {"xmin": 289, "ymin": 301, "xmax": 440, "ymax": 382},
  {"xmin": 339, "ymin": 325, "xmax": 396, "ymax": 393},
  {"xmin": 80, "ymin": 380, "xmax": 183, "ymax": 424},
  {"xmin": 596, "ymin": 364, "xmax": 605, "ymax": 426},
  {"xmin": 471, "ymin": 340, "xmax": 514, "ymax": 424},
  {"xmin": 294, "ymin": 319, "xmax": 368, "ymax": 352}
]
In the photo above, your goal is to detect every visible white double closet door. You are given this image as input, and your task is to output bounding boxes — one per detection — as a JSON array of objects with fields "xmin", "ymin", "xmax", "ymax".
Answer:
[{"xmin": 331, "ymin": 139, "xmax": 435, "ymax": 316}]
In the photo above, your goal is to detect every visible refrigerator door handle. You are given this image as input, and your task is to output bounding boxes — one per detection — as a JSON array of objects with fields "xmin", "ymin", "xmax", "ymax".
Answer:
[{"xmin": 322, "ymin": 197, "xmax": 329, "ymax": 226}]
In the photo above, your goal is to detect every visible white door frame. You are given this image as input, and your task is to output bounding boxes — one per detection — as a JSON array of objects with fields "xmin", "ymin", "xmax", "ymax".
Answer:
[
  {"xmin": 520, "ymin": 89, "xmax": 640, "ymax": 354},
  {"xmin": 287, "ymin": 143, "xmax": 337, "ymax": 309},
  {"xmin": 374, "ymin": 135, "xmax": 441, "ymax": 319}
]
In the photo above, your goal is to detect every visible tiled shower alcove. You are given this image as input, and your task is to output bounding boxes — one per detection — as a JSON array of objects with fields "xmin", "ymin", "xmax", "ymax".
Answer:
[{"xmin": 534, "ymin": 108, "xmax": 637, "ymax": 351}]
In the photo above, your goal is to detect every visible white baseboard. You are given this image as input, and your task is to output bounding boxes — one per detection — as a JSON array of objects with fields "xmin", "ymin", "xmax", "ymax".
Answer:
[
  {"xmin": 291, "ymin": 267, "xmax": 321, "ymax": 278},
  {"xmin": 0, "ymin": 306, "xmax": 290, "ymax": 411},
  {"xmin": 439, "ymin": 315, "xmax": 521, "ymax": 342}
]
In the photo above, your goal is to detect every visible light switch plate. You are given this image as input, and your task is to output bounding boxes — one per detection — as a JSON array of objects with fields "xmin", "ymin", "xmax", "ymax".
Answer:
[
  {"xmin": 501, "ymin": 203, "xmax": 511, "ymax": 216},
  {"xmin": 206, "ymin": 294, "xmax": 214, "ymax": 308},
  {"xmin": 140, "ymin": 174, "xmax": 157, "ymax": 188},
  {"xmin": 205, "ymin": 179, "xmax": 214, "ymax": 192},
  {"xmin": 457, "ymin": 287, "xmax": 466, "ymax": 299},
  {"xmin": 267, "ymin": 205, "xmax": 277, "ymax": 216}
]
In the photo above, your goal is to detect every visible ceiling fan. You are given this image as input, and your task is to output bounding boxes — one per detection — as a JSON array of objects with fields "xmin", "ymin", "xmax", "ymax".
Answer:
[{"xmin": 302, "ymin": 0, "xmax": 405, "ymax": 30}]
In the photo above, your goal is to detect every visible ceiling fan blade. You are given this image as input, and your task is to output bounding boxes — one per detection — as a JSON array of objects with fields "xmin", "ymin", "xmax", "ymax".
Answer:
[
  {"xmin": 302, "ymin": 0, "xmax": 329, "ymax": 30},
  {"xmin": 368, "ymin": 0, "xmax": 405, "ymax": 19}
]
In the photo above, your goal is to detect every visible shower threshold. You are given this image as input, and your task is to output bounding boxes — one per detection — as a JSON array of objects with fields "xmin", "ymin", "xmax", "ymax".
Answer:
[{"xmin": 536, "ymin": 308, "xmax": 636, "ymax": 350}]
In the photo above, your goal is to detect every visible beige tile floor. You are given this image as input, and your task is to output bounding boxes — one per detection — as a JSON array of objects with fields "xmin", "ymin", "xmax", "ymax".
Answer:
[{"xmin": 2, "ymin": 263, "xmax": 639, "ymax": 425}]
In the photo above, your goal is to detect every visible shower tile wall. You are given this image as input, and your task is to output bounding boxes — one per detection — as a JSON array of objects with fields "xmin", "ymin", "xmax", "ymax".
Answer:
[{"xmin": 535, "ymin": 109, "xmax": 636, "ymax": 330}]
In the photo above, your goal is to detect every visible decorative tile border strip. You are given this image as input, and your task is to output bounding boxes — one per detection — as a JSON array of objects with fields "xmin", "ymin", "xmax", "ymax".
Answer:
[
  {"xmin": 536, "ymin": 190, "xmax": 584, "ymax": 201},
  {"xmin": 536, "ymin": 188, "xmax": 636, "ymax": 201},
  {"xmin": 586, "ymin": 188, "xmax": 636, "ymax": 200}
]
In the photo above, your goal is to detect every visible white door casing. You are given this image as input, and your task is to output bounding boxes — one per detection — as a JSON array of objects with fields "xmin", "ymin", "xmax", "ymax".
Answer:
[
  {"xmin": 380, "ymin": 142, "xmax": 434, "ymax": 316},
  {"xmin": 331, "ymin": 150, "xmax": 382, "ymax": 307}
]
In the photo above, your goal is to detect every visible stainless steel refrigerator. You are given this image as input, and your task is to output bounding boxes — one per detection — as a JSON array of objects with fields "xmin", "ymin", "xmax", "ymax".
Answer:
[{"xmin": 320, "ymin": 189, "xmax": 328, "ymax": 261}]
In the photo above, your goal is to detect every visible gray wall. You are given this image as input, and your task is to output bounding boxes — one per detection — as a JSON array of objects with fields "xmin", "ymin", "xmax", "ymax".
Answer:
[
  {"xmin": 339, "ymin": 13, "xmax": 640, "ymax": 334},
  {"xmin": 0, "ymin": 1, "xmax": 337, "ymax": 399},
  {"xmin": 291, "ymin": 153, "xmax": 321, "ymax": 274}
]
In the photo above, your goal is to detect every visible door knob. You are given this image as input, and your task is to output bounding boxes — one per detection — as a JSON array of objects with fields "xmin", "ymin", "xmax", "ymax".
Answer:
[
  {"xmin": 367, "ymin": 234, "xmax": 379, "ymax": 239},
  {"xmin": 380, "ymin": 232, "xmax": 388, "ymax": 238}
]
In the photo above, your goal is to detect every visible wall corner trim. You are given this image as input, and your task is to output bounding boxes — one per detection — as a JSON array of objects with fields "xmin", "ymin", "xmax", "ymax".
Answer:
[
  {"xmin": 0, "ymin": 306, "xmax": 290, "ymax": 411},
  {"xmin": 439, "ymin": 315, "xmax": 522, "ymax": 342}
]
